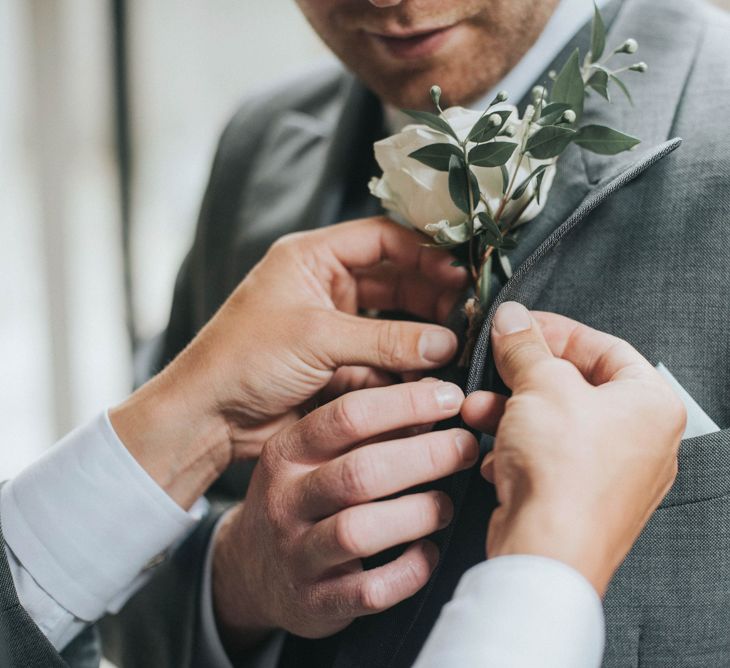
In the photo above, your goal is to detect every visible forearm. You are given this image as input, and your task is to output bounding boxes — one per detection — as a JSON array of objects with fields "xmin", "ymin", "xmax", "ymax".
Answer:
[{"xmin": 110, "ymin": 360, "xmax": 233, "ymax": 510}]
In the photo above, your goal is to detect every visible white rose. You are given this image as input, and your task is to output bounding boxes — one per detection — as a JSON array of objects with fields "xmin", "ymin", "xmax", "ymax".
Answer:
[{"xmin": 369, "ymin": 105, "xmax": 556, "ymax": 240}]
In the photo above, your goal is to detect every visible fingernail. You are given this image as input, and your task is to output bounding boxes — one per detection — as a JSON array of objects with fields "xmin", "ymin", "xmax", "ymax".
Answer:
[
  {"xmin": 420, "ymin": 540, "xmax": 440, "ymax": 569},
  {"xmin": 435, "ymin": 494, "xmax": 454, "ymax": 526},
  {"xmin": 419, "ymin": 329, "xmax": 456, "ymax": 363},
  {"xmin": 493, "ymin": 302, "xmax": 531, "ymax": 336},
  {"xmin": 435, "ymin": 383, "xmax": 463, "ymax": 411},
  {"xmin": 455, "ymin": 433, "xmax": 478, "ymax": 463}
]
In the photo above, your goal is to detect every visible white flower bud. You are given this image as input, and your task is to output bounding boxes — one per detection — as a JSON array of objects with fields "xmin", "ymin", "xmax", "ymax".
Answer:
[
  {"xmin": 495, "ymin": 90, "xmax": 509, "ymax": 102},
  {"xmin": 548, "ymin": 70, "xmax": 557, "ymax": 80},
  {"xmin": 619, "ymin": 38, "xmax": 638, "ymax": 54},
  {"xmin": 561, "ymin": 109, "xmax": 577, "ymax": 124},
  {"xmin": 531, "ymin": 85, "xmax": 547, "ymax": 103},
  {"xmin": 430, "ymin": 85, "xmax": 442, "ymax": 107},
  {"xmin": 488, "ymin": 113, "xmax": 503, "ymax": 127},
  {"xmin": 630, "ymin": 61, "xmax": 648, "ymax": 73}
]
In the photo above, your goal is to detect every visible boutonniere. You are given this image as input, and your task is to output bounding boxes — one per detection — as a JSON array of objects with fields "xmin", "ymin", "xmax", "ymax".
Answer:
[{"xmin": 369, "ymin": 4, "xmax": 647, "ymax": 363}]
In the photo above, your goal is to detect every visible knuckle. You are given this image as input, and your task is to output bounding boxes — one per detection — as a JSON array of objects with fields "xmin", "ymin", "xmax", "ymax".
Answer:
[
  {"xmin": 339, "ymin": 452, "xmax": 375, "ymax": 502},
  {"xmin": 403, "ymin": 384, "xmax": 424, "ymax": 422},
  {"xmin": 333, "ymin": 511, "xmax": 364, "ymax": 557},
  {"xmin": 359, "ymin": 575, "xmax": 387, "ymax": 612},
  {"xmin": 332, "ymin": 394, "xmax": 368, "ymax": 440},
  {"xmin": 376, "ymin": 321, "xmax": 409, "ymax": 368},
  {"xmin": 423, "ymin": 435, "xmax": 449, "ymax": 474}
]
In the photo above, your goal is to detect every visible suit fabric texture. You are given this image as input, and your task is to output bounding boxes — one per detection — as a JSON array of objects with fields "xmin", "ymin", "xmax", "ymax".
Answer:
[
  {"xmin": 0, "ymin": 490, "xmax": 103, "ymax": 668},
  {"xmin": 101, "ymin": 0, "xmax": 730, "ymax": 666}
]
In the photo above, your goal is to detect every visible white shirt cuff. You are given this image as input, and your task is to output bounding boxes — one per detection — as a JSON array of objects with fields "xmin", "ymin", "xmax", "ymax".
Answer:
[
  {"xmin": 414, "ymin": 555, "xmax": 605, "ymax": 668},
  {"xmin": 1, "ymin": 411, "xmax": 202, "ymax": 622}
]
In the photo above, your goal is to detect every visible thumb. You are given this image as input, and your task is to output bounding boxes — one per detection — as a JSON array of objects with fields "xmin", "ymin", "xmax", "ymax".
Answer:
[
  {"xmin": 491, "ymin": 302, "xmax": 554, "ymax": 391},
  {"xmin": 324, "ymin": 312, "xmax": 458, "ymax": 372}
]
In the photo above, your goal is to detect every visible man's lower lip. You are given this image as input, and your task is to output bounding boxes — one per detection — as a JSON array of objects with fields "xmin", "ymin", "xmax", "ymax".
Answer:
[{"xmin": 371, "ymin": 26, "xmax": 456, "ymax": 60}]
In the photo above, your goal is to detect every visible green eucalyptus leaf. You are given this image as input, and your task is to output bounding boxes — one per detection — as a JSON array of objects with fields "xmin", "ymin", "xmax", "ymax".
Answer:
[
  {"xmin": 511, "ymin": 164, "xmax": 549, "ymax": 201},
  {"xmin": 468, "ymin": 168, "xmax": 480, "ymax": 209},
  {"xmin": 587, "ymin": 69, "xmax": 610, "ymax": 101},
  {"xmin": 477, "ymin": 211, "xmax": 502, "ymax": 240},
  {"xmin": 497, "ymin": 237, "xmax": 518, "ymax": 251},
  {"xmin": 537, "ymin": 102, "xmax": 571, "ymax": 126},
  {"xmin": 610, "ymin": 74, "xmax": 634, "ymax": 106},
  {"xmin": 574, "ymin": 124, "xmax": 641, "ymax": 155},
  {"xmin": 448, "ymin": 154, "xmax": 471, "ymax": 214},
  {"xmin": 535, "ymin": 169, "xmax": 547, "ymax": 204},
  {"xmin": 468, "ymin": 141, "xmax": 518, "ymax": 167},
  {"xmin": 500, "ymin": 165, "xmax": 510, "ymax": 194},
  {"xmin": 408, "ymin": 143, "xmax": 463, "ymax": 171},
  {"xmin": 551, "ymin": 49, "xmax": 585, "ymax": 121},
  {"xmin": 467, "ymin": 110, "xmax": 512, "ymax": 143},
  {"xmin": 525, "ymin": 125, "xmax": 576, "ymax": 159},
  {"xmin": 403, "ymin": 109, "xmax": 459, "ymax": 140},
  {"xmin": 478, "ymin": 255, "xmax": 494, "ymax": 307},
  {"xmin": 590, "ymin": 2, "xmax": 606, "ymax": 62}
]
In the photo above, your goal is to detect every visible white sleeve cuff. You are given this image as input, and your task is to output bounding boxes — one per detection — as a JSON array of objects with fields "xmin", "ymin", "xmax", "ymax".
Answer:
[
  {"xmin": 1, "ymin": 411, "xmax": 201, "ymax": 621},
  {"xmin": 414, "ymin": 555, "xmax": 605, "ymax": 668}
]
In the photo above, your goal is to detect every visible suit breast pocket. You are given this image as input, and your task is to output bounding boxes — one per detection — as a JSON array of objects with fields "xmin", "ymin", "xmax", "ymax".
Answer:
[
  {"xmin": 602, "ymin": 430, "xmax": 730, "ymax": 667},
  {"xmin": 659, "ymin": 428, "xmax": 730, "ymax": 508}
]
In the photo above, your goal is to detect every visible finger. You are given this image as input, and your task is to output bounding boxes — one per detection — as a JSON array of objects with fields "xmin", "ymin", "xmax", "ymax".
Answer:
[
  {"xmin": 355, "ymin": 263, "xmax": 464, "ymax": 324},
  {"xmin": 461, "ymin": 391, "xmax": 507, "ymax": 435},
  {"xmin": 320, "ymin": 366, "xmax": 397, "ymax": 404},
  {"xmin": 316, "ymin": 540, "xmax": 439, "ymax": 620},
  {"xmin": 480, "ymin": 451, "xmax": 496, "ymax": 484},
  {"xmin": 299, "ymin": 428, "xmax": 478, "ymax": 519},
  {"xmin": 280, "ymin": 381, "xmax": 465, "ymax": 463},
  {"xmin": 324, "ymin": 311, "xmax": 458, "ymax": 371},
  {"xmin": 303, "ymin": 491, "xmax": 452, "ymax": 572},
  {"xmin": 490, "ymin": 301, "xmax": 557, "ymax": 391},
  {"xmin": 531, "ymin": 311, "xmax": 656, "ymax": 385},
  {"xmin": 300, "ymin": 217, "xmax": 470, "ymax": 289}
]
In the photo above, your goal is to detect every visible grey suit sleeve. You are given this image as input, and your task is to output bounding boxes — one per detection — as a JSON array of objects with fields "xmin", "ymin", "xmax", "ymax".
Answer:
[{"xmin": 0, "ymin": 502, "xmax": 70, "ymax": 667}]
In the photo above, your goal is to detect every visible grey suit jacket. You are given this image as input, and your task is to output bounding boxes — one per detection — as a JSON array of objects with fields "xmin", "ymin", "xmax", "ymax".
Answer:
[{"xmin": 101, "ymin": 0, "xmax": 730, "ymax": 665}]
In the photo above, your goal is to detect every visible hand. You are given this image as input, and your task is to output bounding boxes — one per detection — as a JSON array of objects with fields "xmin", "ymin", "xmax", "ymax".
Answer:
[
  {"xmin": 110, "ymin": 218, "xmax": 468, "ymax": 508},
  {"xmin": 212, "ymin": 380, "xmax": 479, "ymax": 654},
  {"xmin": 462, "ymin": 302, "xmax": 686, "ymax": 596}
]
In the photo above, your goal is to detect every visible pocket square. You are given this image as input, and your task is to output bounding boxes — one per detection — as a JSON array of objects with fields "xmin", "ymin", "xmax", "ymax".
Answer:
[{"xmin": 656, "ymin": 363, "xmax": 720, "ymax": 439}]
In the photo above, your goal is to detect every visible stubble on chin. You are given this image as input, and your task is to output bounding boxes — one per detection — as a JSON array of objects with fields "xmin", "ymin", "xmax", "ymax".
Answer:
[{"xmin": 329, "ymin": 0, "xmax": 561, "ymax": 111}]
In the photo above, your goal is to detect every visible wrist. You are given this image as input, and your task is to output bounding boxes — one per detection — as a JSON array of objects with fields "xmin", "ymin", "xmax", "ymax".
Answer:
[
  {"xmin": 487, "ymin": 501, "xmax": 614, "ymax": 597},
  {"xmin": 212, "ymin": 507, "xmax": 277, "ymax": 655},
  {"xmin": 110, "ymin": 373, "xmax": 232, "ymax": 510}
]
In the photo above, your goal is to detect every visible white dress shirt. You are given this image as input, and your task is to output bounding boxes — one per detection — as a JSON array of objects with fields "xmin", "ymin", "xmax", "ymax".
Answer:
[
  {"xmin": 0, "ymin": 412, "xmax": 206, "ymax": 650},
  {"xmin": 2, "ymin": 0, "xmax": 612, "ymax": 662}
]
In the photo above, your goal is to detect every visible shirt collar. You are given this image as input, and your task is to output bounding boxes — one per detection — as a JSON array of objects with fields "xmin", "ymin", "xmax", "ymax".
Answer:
[{"xmin": 385, "ymin": 0, "xmax": 612, "ymax": 133}]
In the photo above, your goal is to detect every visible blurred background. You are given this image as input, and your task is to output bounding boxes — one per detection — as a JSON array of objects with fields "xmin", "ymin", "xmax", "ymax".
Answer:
[
  {"xmin": 1, "ymin": 0, "xmax": 728, "ymax": 481},
  {"xmin": 0, "ymin": 0, "xmax": 327, "ymax": 479}
]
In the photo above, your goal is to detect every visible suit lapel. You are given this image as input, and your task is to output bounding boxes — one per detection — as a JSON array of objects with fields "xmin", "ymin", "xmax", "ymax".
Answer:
[{"xmin": 579, "ymin": 0, "xmax": 704, "ymax": 185}]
